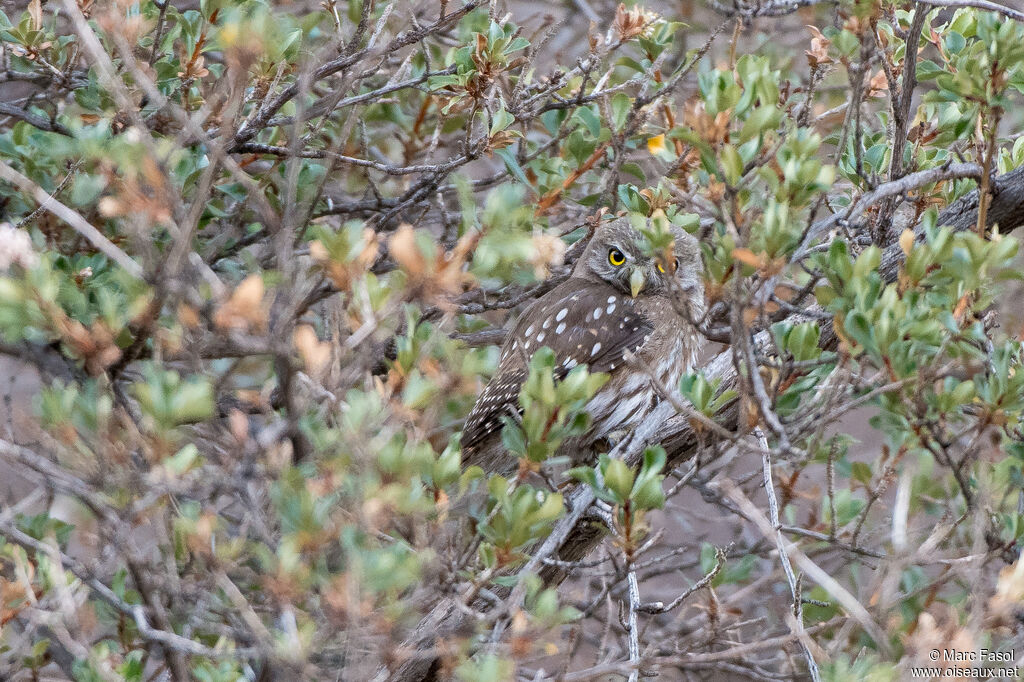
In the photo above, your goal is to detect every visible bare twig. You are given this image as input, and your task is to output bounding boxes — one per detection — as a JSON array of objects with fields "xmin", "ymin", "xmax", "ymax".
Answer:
[
  {"xmin": 0, "ymin": 161, "xmax": 144, "ymax": 278},
  {"xmin": 754, "ymin": 428, "xmax": 821, "ymax": 682}
]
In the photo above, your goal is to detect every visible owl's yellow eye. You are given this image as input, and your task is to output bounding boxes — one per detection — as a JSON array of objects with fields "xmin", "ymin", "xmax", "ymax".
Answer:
[
  {"xmin": 608, "ymin": 248, "xmax": 626, "ymax": 266},
  {"xmin": 656, "ymin": 258, "xmax": 680, "ymax": 274}
]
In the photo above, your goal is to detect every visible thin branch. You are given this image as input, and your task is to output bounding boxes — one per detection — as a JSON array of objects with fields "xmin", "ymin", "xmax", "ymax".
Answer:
[
  {"xmin": 0, "ymin": 160, "xmax": 144, "ymax": 278},
  {"xmin": 0, "ymin": 517, "xmax": 263, "ymax": 660},
  {"xmin": 755, "ymin": 429, "xmax": 821, "ymax": 682},
  {"xmin": 718, "ymin": 477, "xmax": 892, "ymax": 656},
  {"xmin": 916, "ymin": 0, "xmax": 1024, "ymax": 23},
  {"xmin": 625, "ymin": 570, "xmax": 641, "ymax": 682},
  {"xmin": 0, "ymin": 102, "xmax": 72, "ymax": 136}
]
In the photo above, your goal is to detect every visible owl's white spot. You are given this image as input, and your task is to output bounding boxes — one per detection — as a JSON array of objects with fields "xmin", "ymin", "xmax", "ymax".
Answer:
[
  {"xmin": 609, "ymin": 363, "xmax": 616, "ymax": 370},
  {"xmin": 543, "ymin": 316, "xmax": 551, "ymax": 329},
  {"xmin": 607, "ymin": 296, "xmax": 616, "ymax": 303},
  {"xmin": 619, "ymin": 322, "xmax": 625, "ymax": 329},
  {"xmin": 556, "ymin": 308, "xmax": 568, "ymax": 321},
  {"xmin": 524, "ymin": 340, "xmax": 531, "ymax": 349},
  {"xmin": 537, "ymin": 332, "xmax": 545, "ymax": 344},
  {"xmin": 593, "ymin": 308, "xmax": 602, "ymax": 320},
  {"xmin": 591, "ymin": 342, "xmax": 602, "ymax": 356},
  {"xmin": 606, "ymin": 303, "xmax": 616, "ymax": 314},
  {"xmin": 563, "ymin": 358, "xmax": 577, "ymax": 369},
  {"xmin": 525, "ymin": 324, "xmax": 534, "ymax": 337},
  {"xmin": 555, "ymin": 322, "xmax": 566, "ymax": 334}
]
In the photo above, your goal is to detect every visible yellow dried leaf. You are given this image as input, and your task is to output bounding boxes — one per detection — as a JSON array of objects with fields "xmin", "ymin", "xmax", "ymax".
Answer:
[
  {"xmin": 309, "ymin": 240, "xmax": 329, "ymax": 262},
  {"xmin": 510, "ymin": 609, "xmax": 529, "ymax": 633},
  {"xmin": 647, "ymin": 134, "xmax": 667, "ymax": 155},
  {"xmin": 899, "ymin": 229, "xmax": 915, "ymax": 256}
]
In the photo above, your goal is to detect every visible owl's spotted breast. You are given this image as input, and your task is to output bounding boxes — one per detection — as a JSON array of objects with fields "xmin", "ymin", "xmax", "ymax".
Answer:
[
  {"xmin": 510, "ymin": 283, "xmax": 655, "ymax": 375},
  {"xmin": 460, "ymin": 281, "xmax": 655, "ymax": 453},
  {"xmin": 460, "ymin": 216, "xmax": 706, "ymax": 475}
]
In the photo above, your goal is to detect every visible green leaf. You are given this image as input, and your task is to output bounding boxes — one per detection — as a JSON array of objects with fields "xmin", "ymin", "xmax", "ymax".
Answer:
[
  {"xmin": 576, "ymin": 106, "xmax": 601, "ymax": 138},
  {"xmin": 851, "ymin": 461, "xmax": 872, "ymax": 486},
  {"xmin": 604, "ymin": 458, "xmax": 634, "ymax": 503},
  {"xmin": 720, "ymin": 144, "xmax": 743, "ymax": 185},
  {"xmin": 490, "ymin": 106, "xmax": 514, "ymax": 135},
  {"xmin": 611, "ymin": 92, "xmax": 631, "ymax": 131},
  {"xmin": 495, "ymin": 147, "xmax": 531, "ymax": 188}
]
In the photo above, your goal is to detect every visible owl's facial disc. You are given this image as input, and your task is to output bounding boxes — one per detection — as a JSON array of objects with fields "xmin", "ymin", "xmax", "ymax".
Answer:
[
  {"xmin": 578, "ymin": 218, "xmax": 703, "ymax": 303},
  {"xmin": 598, "ymin": 239, "xmax": 664, "ymax": 297}
]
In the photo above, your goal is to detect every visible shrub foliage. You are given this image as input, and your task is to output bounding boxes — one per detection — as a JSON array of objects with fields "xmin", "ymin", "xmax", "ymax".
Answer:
[{"xmin": 0, "ymin": 0, "xmax": 1023, "ymax": 680}]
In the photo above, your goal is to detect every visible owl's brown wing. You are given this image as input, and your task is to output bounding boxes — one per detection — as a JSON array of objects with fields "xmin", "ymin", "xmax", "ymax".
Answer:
[{"xmin": 461, "ymin": 282, "xmax": 653, "ymax": 451}]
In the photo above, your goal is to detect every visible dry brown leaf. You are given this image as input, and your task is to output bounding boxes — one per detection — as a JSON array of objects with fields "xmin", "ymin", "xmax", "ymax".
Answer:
[
  {"xmin": 228, "ymin": 409, "xmax": 249, "ymax": 446},
  {"xmin": 294, "ymin": 324, "xmax": 332, "ymax": 377},
  {"xmin": 50, "ymin": 310, "xmax": 122, "ymax": 375},
  {"xmin": 731, "ymin": 247, "xmax": 765, "ymax": 269},
  {"xmin": 309, "ymin": 230, "xmax": 379, "ymax": 292},
  {"xmin": 27, "ymin": 0, "xmax": 42, "ymax": 31},
  {"xmin": 774, "ymin": 283, "xmax": 799, "ymax": 302},
  {"xmin": 685, "ymin": 101, "xmax": 731, "ymax": 146},
  {"xmin": 805, "ymin": 26, "xmax": 833, "ymax": 68},
  {"xmin": 614, "ymin": 3, "xmax": 658, "ymax": 41},
  {"xmin": 867, "ymin": 69, "xmax": 888, "ymax": 97},
  {"xmin": 528, "ymin": 233, "xmax": 566, "ymax": 280},
  {"xmin": 177, "ymin": 303, "xmax": 201, "ymax": 329},
  {"xmin": 389, "ymin": 225, "xmax": 477, "ymax": 304},
  {"xmin": 905, "ymin": 607, "xmax": 978, "ymax": 671},
  {"xmin": 705, "ymin": 178, "xmax": 726, "ymax": 203},
  {"xmin": 899, "ymin": 228, "xmax": 915, "ymax": 257},
  {"xmin": 389, "ymin": 225, "xmax": 427, "ymax": 279},
  {"xmin": 186, "ymin": 512, "xmax": 217, "ymax": 556},
  {"xmin": 213, "ymin": 275, "xmax": 267, "ymax": 332}
]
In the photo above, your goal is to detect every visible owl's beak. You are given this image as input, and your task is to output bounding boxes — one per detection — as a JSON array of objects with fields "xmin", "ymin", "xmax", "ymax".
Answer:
[{"xmin": 629, "ymin": 267, "xmax": 646, "ymax": 298}]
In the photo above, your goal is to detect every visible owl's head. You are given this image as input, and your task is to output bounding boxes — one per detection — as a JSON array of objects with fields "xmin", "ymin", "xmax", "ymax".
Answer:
[{"xmin": 574, "ymin": 217, "xmax": 704, "ymax": 304}]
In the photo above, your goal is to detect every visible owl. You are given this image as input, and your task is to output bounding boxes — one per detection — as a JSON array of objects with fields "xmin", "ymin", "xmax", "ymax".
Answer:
[{"xmin": 461, "ymin": 217, "xmax": 705, "ymax": 475}]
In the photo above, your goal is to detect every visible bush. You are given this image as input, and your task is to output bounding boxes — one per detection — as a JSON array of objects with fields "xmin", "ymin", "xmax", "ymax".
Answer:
[{"xmin": 0, "ymin": 0, "xmax": 1023, "ymax": 680}]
